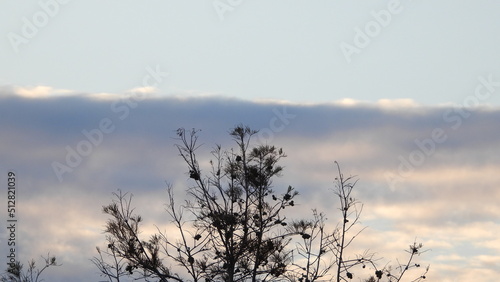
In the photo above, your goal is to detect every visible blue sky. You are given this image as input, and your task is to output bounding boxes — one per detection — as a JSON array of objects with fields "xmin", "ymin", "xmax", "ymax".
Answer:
[
  {"xmin": 1, "ymin": 1, "xmax": 500, "ymax": 281},
  {"xmin": 2, "ymin": 1, "xmax": 500, "ymax": 105}
]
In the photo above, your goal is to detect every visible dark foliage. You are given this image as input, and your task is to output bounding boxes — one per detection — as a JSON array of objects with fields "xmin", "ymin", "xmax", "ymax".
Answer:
[
  {"xmin": 94, "ymin": 125, "xmax": 429, "ymax": 282},
  {"xmin": 1, "ymin": 254, "xmax": 59, "ymax": 282}
]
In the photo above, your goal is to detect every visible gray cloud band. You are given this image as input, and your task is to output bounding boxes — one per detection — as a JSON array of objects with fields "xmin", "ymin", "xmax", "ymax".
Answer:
[
  {"xmin": 51, "ymin": 65, "xmax": 169, "ymax": 182},
  {"xmin": 385, "ymin": 74, "xmax": 500, "ymax": 190},
  {"xmin": 257, "ymin": 107, "xmax": 297, "ymax": 144}
]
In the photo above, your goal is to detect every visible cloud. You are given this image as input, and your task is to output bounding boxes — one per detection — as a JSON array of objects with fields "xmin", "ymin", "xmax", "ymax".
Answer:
[
  {"xmin": 1, "ymin": 87, "xmax": 500, "ymax": 281},
  {"xmin": 0, "ymin": 85, "xmax": 76, "ymax": 99}
]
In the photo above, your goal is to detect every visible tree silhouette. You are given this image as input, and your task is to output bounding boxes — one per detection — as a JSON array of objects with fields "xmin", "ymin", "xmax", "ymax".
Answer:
[
  {"xmin": 1, "ymin": 254, "xmax": 59, "ymax": 282},
  {"xmin": 285, "ymin": 162, "xmax": 429, "ymax": 282},
  {"xmin": 171, "ymin": 126, "xmax": 298, "ymax": 281},
  {"xmin": 95, "ymin": 126, "xmax": 298, "ymax": 281},
  {"xmin": 94, "ymin": 125, "xmax": 429, "ymax": 281}
]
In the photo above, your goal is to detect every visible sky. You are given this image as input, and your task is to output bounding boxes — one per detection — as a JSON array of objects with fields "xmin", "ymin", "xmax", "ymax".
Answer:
[{"xmin": 1, "ymin": 1, "xmax": 500, "ymax": 281}]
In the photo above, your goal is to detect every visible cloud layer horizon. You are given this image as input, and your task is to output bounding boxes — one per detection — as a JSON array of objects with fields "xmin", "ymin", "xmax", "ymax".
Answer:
[{"xmin": 1, "ymin": 87, "xmax": 499, "ymax": 281}]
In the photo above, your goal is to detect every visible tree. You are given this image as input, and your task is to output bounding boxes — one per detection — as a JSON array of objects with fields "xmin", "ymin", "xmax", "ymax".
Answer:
[
  {"xmin": 170, "ymin": 126, "xmax": 298, "ymax": 281},
  {"xmin": 286, "ymin": 209, "xmax": 336, "ymax": 281},
  {"xmin": 94, "ymin": 190, "xmax": 180, "ymax": 282},
  {"xmin": 285, "ymin": 162, "xmax": 429, "ymax": 282},
  {"xmin": 95, "ymin": 126, "xmax": 298, "ymax": 281},
  {"xmin": 1, "ymin": 254, "xmax": 59, "ymax": 282},
  {"xmin": 328, "ymin": 162, "xmax": 377, "ymax": 282},
  {"xmin": 94, "ymin": 125, "xmax": 429, "ymax": 281},
  {"xmin": 91, "ymin": 231, "xmax": 130, "ymax": 282}
]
